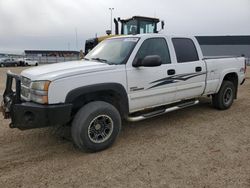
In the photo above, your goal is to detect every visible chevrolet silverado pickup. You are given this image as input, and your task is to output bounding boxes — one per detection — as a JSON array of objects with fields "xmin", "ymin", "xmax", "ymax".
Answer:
[{"xmin": 1, "ymin": 34, "xmax": 246, "ymax": 152}]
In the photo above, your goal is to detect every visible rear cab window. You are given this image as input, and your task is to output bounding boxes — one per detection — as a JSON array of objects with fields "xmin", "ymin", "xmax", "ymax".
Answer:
[{"xmin": 172, "ymin": 38, "xmax": 199, "ymax": 63}]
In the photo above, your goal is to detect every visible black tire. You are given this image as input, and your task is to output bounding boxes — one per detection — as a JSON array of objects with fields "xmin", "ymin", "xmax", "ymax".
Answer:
[
  {"xmin": 14, "ymin": 63, "xmax": 18, "ymax": 67},
  {"xmin": 71, "ymin": 101, "xmax": 121, "ymax": 152},
  {"xmin": 25, "ymin": 63, "xmax": 28, "ymax": 66},
  {"xmin": 35, "ymin": 63, "xmax": 38, "ymax": 66},
  {"xmin": 0, "ymin": 63, "xmax": 4, "ymax": 67},
  {"xmin": 212, "ymin": 81, "xmax": 235, "ymax": 110}
]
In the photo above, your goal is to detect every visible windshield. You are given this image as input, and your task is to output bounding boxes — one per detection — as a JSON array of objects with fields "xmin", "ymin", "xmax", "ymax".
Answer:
[{"xmin": 85, "ymin": 37, "xmax": 139, "ymax": 65}]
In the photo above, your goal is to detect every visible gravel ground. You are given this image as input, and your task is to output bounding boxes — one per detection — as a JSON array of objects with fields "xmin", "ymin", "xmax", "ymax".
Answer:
[{"xmin": 0, "ymin": 67, "xmax": 250, "ymax": 188}]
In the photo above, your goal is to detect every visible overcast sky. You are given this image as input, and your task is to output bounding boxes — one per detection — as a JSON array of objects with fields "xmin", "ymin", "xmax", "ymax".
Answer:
[{"xmin": 0, "ymin": 0, "xmax": 250, "ymax": 53}]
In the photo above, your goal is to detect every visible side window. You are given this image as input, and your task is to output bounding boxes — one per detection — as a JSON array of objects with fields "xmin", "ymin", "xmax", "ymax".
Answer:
[
  {"xmin": 172, "ymin": 38, "xmax": 199, "ymax": 63},
  {"xmin": 135, "ymin": 38, "xmax": 171, "ymax": 64}
]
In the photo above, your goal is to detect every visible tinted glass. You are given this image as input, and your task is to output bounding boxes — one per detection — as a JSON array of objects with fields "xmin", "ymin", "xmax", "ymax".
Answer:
[
  {"xmin": 172, "ymin": 38, "xmax": 199, "ymax": 63},
  {"xmin": 139, "ymin": 21, "xmax": 155, "ymax": 34},
  {"xmin": 123, "ymin": 20, "xmax": 137, "ymax": 35},
  {"xmin": 135, "ymin": 38, "xmax": 171, "ymax": 64}
]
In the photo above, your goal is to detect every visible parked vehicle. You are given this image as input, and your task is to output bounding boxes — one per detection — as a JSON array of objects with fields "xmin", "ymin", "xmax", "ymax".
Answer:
[
  {"xmin": 15, "ymin": 58, "xmax": 25, "ymax": 66},
  {"xmin": 0, "ymin": 58, "xmax": 19, "ymax": 67},
  {"xmin": 15, "ymin": 58, "xmax": 39, "ymax": 66},
  {"xmin": 23, "ymin": 58, "xmax": 39, "ymax": 66},
  {"xmin": 1, "ymin": 34, "xmax": 246, "ymax": 152}
]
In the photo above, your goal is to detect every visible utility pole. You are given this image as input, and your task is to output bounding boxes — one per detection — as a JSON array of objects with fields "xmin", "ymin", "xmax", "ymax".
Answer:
[
  {"xmin": 109, "ymin": 8, "xmax": 114, "ymax": 34},
  {"xmin": 75, "ymin": 28, "xmax": 78, "ymax": 51}
]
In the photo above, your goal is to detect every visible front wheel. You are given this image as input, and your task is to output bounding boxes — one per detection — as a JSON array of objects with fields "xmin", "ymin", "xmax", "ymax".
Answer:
[
  {"xmin": 212, "ymin": 81, "xmax": 235, "ymax": 110},
  {"xmin": 71, "ymin": 101, "xmax": 121, "ymax": 152}
]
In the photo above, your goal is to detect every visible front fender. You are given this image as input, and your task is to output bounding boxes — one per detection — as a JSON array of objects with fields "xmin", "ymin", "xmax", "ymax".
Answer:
[{"xmin": 65, "ymin": 83, "xmax": 129, "ymax": 116}]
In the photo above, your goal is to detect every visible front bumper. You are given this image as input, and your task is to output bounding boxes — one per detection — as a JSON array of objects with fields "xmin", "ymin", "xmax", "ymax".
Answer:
[
  {"xmin": 9, "ymin": 102, "xmax": 72, "ymax": 129},
  {"xmin": 1, "ymin": 71, "xmax": 72, "ymax": 130}
]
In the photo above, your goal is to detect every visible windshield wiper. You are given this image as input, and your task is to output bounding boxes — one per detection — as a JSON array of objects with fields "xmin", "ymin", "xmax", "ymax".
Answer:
[
  {"xmin": 90, "ymin": 57, "xmax": 118, "ymax": 65},
  {"xmin": 91, "ymin": 57, "xmax": 108, "ymax": 63}
]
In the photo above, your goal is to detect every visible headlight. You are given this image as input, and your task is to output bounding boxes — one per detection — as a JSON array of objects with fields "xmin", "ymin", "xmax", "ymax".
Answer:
[
  {"xmin": 30, "ymin": 81, "xmax": 51, "ymax": 104},
  {"xmin": 31, "ymin": 81, "xmax": 50, "ymax": 91}
]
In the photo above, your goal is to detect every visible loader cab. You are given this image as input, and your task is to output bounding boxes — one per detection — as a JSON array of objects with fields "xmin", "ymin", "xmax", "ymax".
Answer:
[
  {"xmin": 85, "ymin": 16, "xmax": 164, "ymax": 55},
  {"xmin": 116, "ymin": 16, "xmax": 162, "ymax": 35}
]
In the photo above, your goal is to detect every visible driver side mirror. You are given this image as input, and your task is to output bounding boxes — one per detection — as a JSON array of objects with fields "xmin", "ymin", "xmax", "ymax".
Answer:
[{"xmin": 133, "ymin": 55, "xmax": 162, "ymax": 67}]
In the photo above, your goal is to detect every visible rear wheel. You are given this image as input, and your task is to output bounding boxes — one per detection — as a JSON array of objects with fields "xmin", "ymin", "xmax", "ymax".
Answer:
[
  {"xmin": 212, "ymin": 81, "xmax": 235, "ymax": 110},
  {"xmin": 71, "ymin": 101, "xmax": 121, "ymax": 152}
]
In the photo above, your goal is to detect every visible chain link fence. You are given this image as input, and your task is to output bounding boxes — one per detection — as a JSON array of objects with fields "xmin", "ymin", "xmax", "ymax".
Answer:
[
  {"xmin": 247, "ymin": 58, "xmax": 250, "ymax": 66},
  {"xmin": 23, "ymin": 56, "xmax": 80, "ymax": 64}
]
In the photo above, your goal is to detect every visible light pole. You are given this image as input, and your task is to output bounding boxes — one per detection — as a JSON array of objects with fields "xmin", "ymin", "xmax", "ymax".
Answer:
[
  {"xmin": 109, "ymin": 8, "xmax": 114, "ymax": 34},
  {"xmin": 75, "ymin": 27, "xmax": 78, "ymax": 51}
]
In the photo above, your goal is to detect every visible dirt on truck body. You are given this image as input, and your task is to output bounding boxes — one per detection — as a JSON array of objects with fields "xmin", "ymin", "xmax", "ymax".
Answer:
[{"xmin": 0, "ymin": 67, "xmax": 250, "ymax": 188}]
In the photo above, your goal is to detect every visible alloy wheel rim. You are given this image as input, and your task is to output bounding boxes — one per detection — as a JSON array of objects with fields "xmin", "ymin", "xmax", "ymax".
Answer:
[
  {"xmin": 223, "ymin": 88, "xmax": 233, "ymax": 105},
  {"xmin": 87, "ymin": 115, "xmax": 114, "ymax": 144}
]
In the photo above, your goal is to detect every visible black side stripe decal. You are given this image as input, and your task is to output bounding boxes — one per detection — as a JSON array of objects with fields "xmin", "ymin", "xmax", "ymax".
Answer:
[{"xmin": 149, "ymin": 72, "xmax": 206, "ymax": 89}]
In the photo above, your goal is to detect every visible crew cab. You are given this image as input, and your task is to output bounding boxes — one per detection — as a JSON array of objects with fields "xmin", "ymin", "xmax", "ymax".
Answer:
[{"xmin": 1, "ymin": 34, "xmax": 246, "ymax": 152}]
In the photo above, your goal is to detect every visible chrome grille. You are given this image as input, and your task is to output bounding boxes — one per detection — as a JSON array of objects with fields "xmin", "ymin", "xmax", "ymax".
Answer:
[
  {"xmin": 21, "ymin": 76, "xmax": 31, "ymax": 100},
  {"xmin": 21, "ymin": 76, "xmax": 31, "ymax": 87},
  {"xmin": 21, "ymin": 86, "xmax": 30, "ymax": 99}
]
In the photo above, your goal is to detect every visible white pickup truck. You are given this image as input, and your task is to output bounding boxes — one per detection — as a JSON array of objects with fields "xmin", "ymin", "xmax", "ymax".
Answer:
[
  {"xmin": 1, "ymin": 34, "xmax": 246, "ymax": 152},
  {"xmin": 23, "ymin": 58, "xmax": 39, "ymax": 66}
]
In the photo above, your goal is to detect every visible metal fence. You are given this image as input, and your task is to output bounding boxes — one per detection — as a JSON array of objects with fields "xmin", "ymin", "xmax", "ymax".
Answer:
[
  {"xmin": 24, "ymin": 56, "xmax": 80, "ymax": 64},
  {"xmin": 247, "ymin": 58, "xmax": 250, "ymax": 65}
]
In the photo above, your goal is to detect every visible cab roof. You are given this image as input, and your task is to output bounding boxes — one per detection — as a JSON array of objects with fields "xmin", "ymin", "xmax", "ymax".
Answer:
[{"xmin": 120, "ymin": 16, "xmax": 160, "ymax": 23}]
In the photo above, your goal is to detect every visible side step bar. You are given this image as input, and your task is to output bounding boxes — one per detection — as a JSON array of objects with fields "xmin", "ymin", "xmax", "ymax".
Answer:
[{"xmin": 126, "ymin": 99, "xmax": 199, "ymax": 122}]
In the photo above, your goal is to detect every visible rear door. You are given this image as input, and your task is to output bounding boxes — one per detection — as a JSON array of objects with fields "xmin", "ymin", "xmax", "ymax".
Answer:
[
  {"xmin": 171, "ymin": 38, "xmax": 206, "ymax": 100},
  {"xmin": 126, "ymin": 37, "xmax": 176, "ymax": 112}
]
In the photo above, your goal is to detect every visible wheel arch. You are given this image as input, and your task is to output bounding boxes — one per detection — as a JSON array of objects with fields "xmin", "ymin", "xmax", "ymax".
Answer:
[
  {"xmin": 65, "ymin": 83, "xmax": 129, "ymax": 118},
  {"xmin": 217, "ymin": 72, "xmax": 238, "ymax": 99}
]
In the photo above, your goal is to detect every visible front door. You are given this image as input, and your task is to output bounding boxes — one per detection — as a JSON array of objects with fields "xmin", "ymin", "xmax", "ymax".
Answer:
[{"xmin": 126, "ymin": 37, "xmax": 176, "ymax": 112}]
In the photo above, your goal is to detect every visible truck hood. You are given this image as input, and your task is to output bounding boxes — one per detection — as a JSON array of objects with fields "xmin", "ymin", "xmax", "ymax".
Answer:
[{"xmin": 21, "ymin": 60, "xmax": 116, "ymax": 81}]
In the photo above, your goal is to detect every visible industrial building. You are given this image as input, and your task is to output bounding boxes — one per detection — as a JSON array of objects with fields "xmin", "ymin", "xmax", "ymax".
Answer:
[
  {"xmin": 196, "ymin": 35, "xmax": 250, "ymax": 64},
  {"xmin": 0, "ymin": 53, "xmax": 6, "ymax": 58}
]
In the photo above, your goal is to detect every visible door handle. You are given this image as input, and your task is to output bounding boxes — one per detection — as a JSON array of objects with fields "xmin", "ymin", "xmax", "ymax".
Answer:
[
  {"xmin": 195, "ymin": 67, "xmax": 202, "ymax": 72},
  {"xmin": 167, "ymin": 69, "xmax": 175, "ymax": 75}
]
